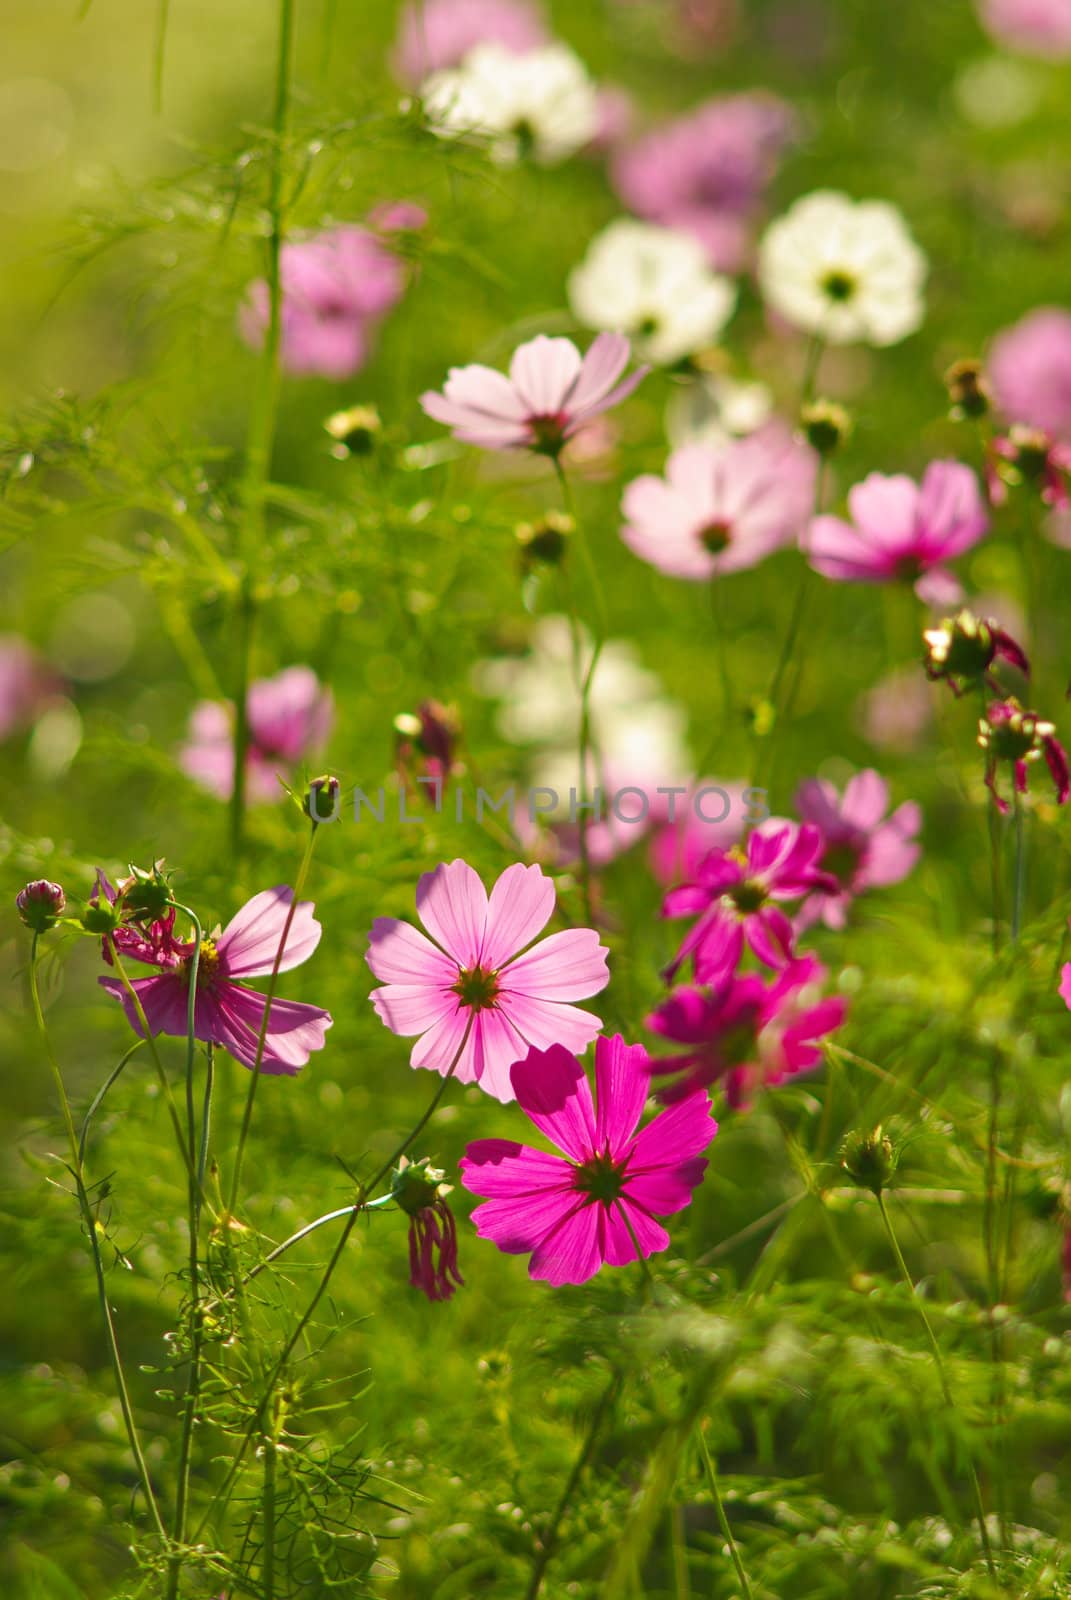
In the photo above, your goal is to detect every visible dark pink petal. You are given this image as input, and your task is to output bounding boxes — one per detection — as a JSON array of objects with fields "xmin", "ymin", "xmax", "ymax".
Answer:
[
  {"xmin": 469, "ymin": 1188, "xmax": 585, "ymax": 1260},
  {"xmin": 1059, "ymin": 962, "xmax": 1071, "ymax": 1009},
  {"xmin": 528, "ymin": 1201, "xmax": 603, "ymax": 1285},
  {"xmin": 415, "ymin": 859, "xmax": 488, "ymax": 967},
  {"xmin": 623, "ymin": 1162, "xmax": 707, "ymax": 1215},
  {"xmin": 629, "ymin": 1092, "xmax": 718, "ymax": 1174},
  {"xmin": 509, "ymin": 1043, "xmax": 596, "ymax": 1162},
  {"xmin": 605, "ymin": 1200, "xmax": 672, "ymax": 1264},
  {"xmin": 747, "ymin": 905, "xmax": 795, "ymax": 968},
  {"xmin": 593, "ymin": 1033, "xmax": 651, "ymax": 1153},
  {"xmin": 98, "ymin": 973, "xmax": 190, "ymax": 1038},
  {"xmin": 1044, "ymin": 733, "xmax": 1071, "ymax": 802},
  {"xmin": 663, "ymin": 882, "xmax": 717, "ymax": 919},
  {"xmin": 481, "ymin": 862, "xmax": 556, "ymax": 969},
  {"xmin": 460, "ymin": 1139, "xmax": 577, "ymax": 1199},
  {"xmin": 218, "ymin": 887, "xmax": 322, "ymax": 978},
  {"xmin": 501, "ymin": 928, "xmax": 609, "ymax": 1000},
  {"xmin": 691, "ymin": 915, "xmax": 744, "ymax": 984},
  {"xmin": 366, "ymin": 916, "xmax": 458, "ymax": 987}
]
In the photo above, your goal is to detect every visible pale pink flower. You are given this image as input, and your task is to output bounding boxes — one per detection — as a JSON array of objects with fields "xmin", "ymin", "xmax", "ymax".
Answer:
[
  {"xmin": 611, "ymin": 94, "xmax": 795, "ymax": 271},
  {"xmin": 240, "ymin": 225, "xmax": 411, "ymax": 379},
  {"xmin": 393, "ymin": 0, "xmax": 548, "ymax": 86},
  {"xmin": 858, "ymin": 668, "xmax": 934, "ymax": 753},
  {"xmin": 795, "ymin": 769, "xmax": 922, "ymax": 930},
  {"xmin": 460, "ymin": 1034, "xmax": 716, "ymax": 1285},
  {"xmin": 989, "ymin": 308, "xmax": 1071, "ymax": 440},
  {"xmin": 366, "ymin": 860, "xmax": 610, "ymax": 1102},
  {"xmin": 421, "ymin": 332, "xmax": 645, "ymax": 456},
  {"xmin": 180, "ymin": 666, "xmax": 333, "ymax": 804},
  {"xmin": 0, "ymin": 635, "xmax": 61, "ymax": 741},
  {"xmin": 621, "ymin": 421, "xmax": 817, "ymax": 580},
  {"xmin": 979, "ymin": 0, "xmax": 1071, "ymax": 56},
  {"xmin": 98, "ymin": 883, "xmax": 332, "ymax": 1075},
  {"xmin": 807, "ymin": 461, "xmax": 988, "ymax": 604}
]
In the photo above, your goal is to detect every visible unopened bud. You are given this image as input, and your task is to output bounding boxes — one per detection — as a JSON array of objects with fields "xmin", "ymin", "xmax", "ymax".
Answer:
[
  {"xmin": 944, "ymin": 359, "xmax": 990, "ymax": 421},
  {"xmin": 841, "ymin": 1125, "xmax": 898, "ymax": 1196},
  {"xmin": 304, "ymin": 774, "xmax": 341, "ymax": 823},
  {"xmin": 119, "ymin": 861, "xmax": 173, "ymax": 922},
  {"xmin": 801, "ymin": 399, "xmax": 851, "ymax": 457},
  {"xmin": 391, "ymin": 1154, "xmax": 452, "ymax": 1217},
  {"xmin": 16, "ymin": 879, "xmax": 66, "ymax": 932},
  {"xmin": 325, "ymin": 405, "xmax": 381, "ymax": 458}
]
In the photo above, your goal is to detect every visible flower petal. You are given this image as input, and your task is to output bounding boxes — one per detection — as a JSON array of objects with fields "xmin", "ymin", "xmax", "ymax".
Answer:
[
  {"xmin": 366, "ymin": 916, "xmax": 458, "ymax": 987},
  {"xmin": 415, "ymin": 859, "xmax": 489, "ymax": 967},
  {"xmin": 218, "ymin": 887, "xmax": 322, "ymax": 978},
  {"xmin": 481, "ymin": 862, "xmax": 556, "ymax": 970},
  {"xmin": 593, "ymin": 1033, "xmax": 651, "ymax": 1152},
  {"xmin": 509, "ymin": 1043, "xmax": 596, "ymax": 1162},
  {"xmin": 501, "ymin": 927, "xmax": 609, "ymax": 1000}
]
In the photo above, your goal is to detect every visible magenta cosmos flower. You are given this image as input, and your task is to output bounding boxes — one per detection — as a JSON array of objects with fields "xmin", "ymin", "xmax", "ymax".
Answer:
[
  {"xmin": 794, "ymin": 769, "xmax": 921, "ymax": 931},
  {"xmin": 180, "ymin": 665, "xmax": 334, "ymax": 804},
  {"xmin": 611, "ymin": 94, "xmax": 795, "ymax": 272},
  {"xmin": 989, "ymin": 308, "xmax": 1071, "ymax": 441},
  {"xmin": 366, "ymin": 860, "xmax": 610, "ymax": 1102},
  {"xmin": 664, "ymin": 822, "xmax": 832, "ymax": 985},
  {"xmin": 807, "ymin": 461, "xmax": 988, "ymax": 605},
  {"xmin": 647, "ymin": 954, "xmax": 847, "ymax": 1107},
  {"xmin": 240, "ymin": 223, "xmax": 414, "ymax": 380},
  {"xmin": 460, "ymin": 1034, "xmax": 716, "ymax": 1285},
  {"xmin": 621, "ymin": 421, "xmax": 816, "ymax": 580},
  {"xmin": 420, "ymin": 333, "xmax": 646, "ymax": 457},
  {"xmin": 392, "ymin": 0, "xmax": 548, "ymax": 86},
  {"xmin": 98, "ymin": 882, "xmax": 332, "ymax": 1074},
  {"xmin": 979, "ymin": 0, "xmax": 1071, "ymax": 55}
]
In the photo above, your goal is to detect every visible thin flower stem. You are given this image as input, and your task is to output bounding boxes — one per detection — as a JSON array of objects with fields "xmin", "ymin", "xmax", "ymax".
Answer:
[
  {"xmin": 524, "ymin": 1369, "xmax": 620, "ymax": 1600},
  {"xmin": 195, "ymin": 1018, "xmax": 475, "ymax": 1544},
  {"xmin": 79, "ymin": 1040, "xmax": 144, "ymax": 1167},
  {"xmin": 555, "ymin": 455, "xmax": 606, "ymax": 925},
  {"xmin": 1011, "ymin": 785, "xmax": 1025, "ymax": 942},
  {"xmin": 227, "ymin": 819, "xmax": 320, "ymax": 1218},
  {"xmin": 876, "ymin": 1192, "xmax": 997, "ymax": 1581},
  {"xmin": 695, "ymin": 1424, "xmax": 753, "ymax": 1600},
  {"xmin": 263, "ymin": 1412, "xmax": 278, "ymax": 1600},
  {"xmin": 28, "ymin": 936, "xmax": 168, "ymax": 1544},
  {"xmin": 987, "ymin": 789, "xmax": 1004, "ymax": 957},
  {"xmin": 244, "ymin": 1196, "xmax": 395, "ymax": 1284},
  {"xmin": 229, "ymin": 0, "xmax": 296, "ymax": 858},
  {"xmin": 107, "ymin": 940, "xmax": 197, "ymax": 1186}
]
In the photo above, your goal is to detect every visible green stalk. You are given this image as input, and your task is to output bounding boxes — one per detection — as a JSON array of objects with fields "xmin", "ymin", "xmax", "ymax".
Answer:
[
  {"xmin": 695, "ymin": 1425, "xmax": 753, "ymax": 1600},
  {"xmin": 525, "ymin": 1370, "xmax": 620, "ymax": 1600}
]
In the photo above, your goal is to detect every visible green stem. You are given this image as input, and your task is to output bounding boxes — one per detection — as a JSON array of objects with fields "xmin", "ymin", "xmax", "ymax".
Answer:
[
  {"xmin": 696, "ymin": 1424, "xmax": 753, "ymax": 1600},
  {"xmin": 1011, "ymin": 785, "xmax": 1025, "ymax": 943},
  {"xmin": 230, "ymin": 0, "xmax": 296, "ymax": 858},
  {"xmin": 227, "ymin": 820, "xmax": 319, "ymax": 1217},
  {"xmin": 263, "ymin": 1419, "xmax": 278, "ymax": 1600},
  {"xmin": 876, "ymin": 1192, "xmax": 997, "ymax": 1581},
  {"xmin": 28, "ymin": 936, "xmax": 167, "ymax": 1543},
  {"xmin": 107, "ymin": 940, "xmax": 197, "ymax": 1189},
  {"xmin": 524, "ymin": 1370, "xmax": 619, "ymax": 1600},
  {"xmin": 987, "ymin": 783, "xmax": 1004, "ymax": 957}
]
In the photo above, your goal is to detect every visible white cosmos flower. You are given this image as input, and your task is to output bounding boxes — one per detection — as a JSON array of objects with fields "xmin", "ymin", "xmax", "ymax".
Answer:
[
  {"xmin": 758, "ymin": 190, "xmax": 927, "ymax": 347},
  {"xmin": 422, "ymin": 42, "xmax": 600, "ymax": 166},
  {"xmin": 568, "ymin": 219, "xmax": 737, "ymax": 366}
]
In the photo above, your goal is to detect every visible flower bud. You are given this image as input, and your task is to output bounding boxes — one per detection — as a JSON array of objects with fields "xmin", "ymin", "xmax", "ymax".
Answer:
[
  {"xmin": 119, "ymin": 861, "xmax": 173, "ymax": 922},
  {"xmin": 82, "ymin": 901, "xmax": 121, "ymax": 935},
  {"xmin": 944, "ymin": 359, "xmax": 990, "ymax": 421},
  {"xmin": 391, "ymin": 1154, "xmax": 452, "ymax": 1216},
  {"xmin": 16, "ymin": 879, "xmax": 66, "ymax": 932},
  {"xmin": 841, "ymin": 1125, "xmax": 898, "ymax": 1195},
  {"xmin": 325, "ymin": 404, "xmax": 381, "ymax": 458},
  {"xmin": 515, "ymin": 510, "xmax": 574, "ymax": 569},
  {"xmin": 304, "ymin": 773, "xmax": 342, "ymax": 823},
  {"xmin": 801, "ymin": 399, "xmax": 851, "ymax": 457}
]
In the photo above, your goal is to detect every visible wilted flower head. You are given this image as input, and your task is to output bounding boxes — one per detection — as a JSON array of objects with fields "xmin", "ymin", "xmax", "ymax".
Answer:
[
  {"xmin": 647, "ymin": 953, "xmax": 847, "ymax": 1106},
  {"xmin": 978, "ymin": 0, "xmax": 1071, "ymax": 56},
  {"xmin": 568, "ymin": 218, "xmax": 736, "ymax": 366},
  {"xmin": 240, "ymin": 223, "xmax": 414, "ymax": 380},
  {"xmin": 392, "ymin": 1156, "xmax": 464, "ymax": 1302},
  {"xmin": 393, "ymin": 0, "xmax": 548, "ymax": 85},
  {"xmin": 366, "ymin": 860, "xmax": 609, "ymax": 1102},
  {"xmin": 325, "ymin": 404, "xmax": 382, "ymax": 457},
  {"xmin": 421, "ymin": 332, "xmax": 645, "ymax": 456},
  {"xmin": 180, "ymin": 666, "xmax": 334, "ymax": 804},
  {"xmin": 460, "ymin": 1034, "xmax": 717, "ymax": 1285},
  {"xmin": 395, "ymin": 700, "xmax": 461, "ymax": 790},
  {"xmin": 98, "ymin": 883, "xmax": 332, "ymax": 1074},
  {"xmin": 16, "ymin": 879, "xmax": 66, "ymax": 933},
  {"xmin": 978, "ymin": 697, "xmax": 1070, "ymax": 811},
  {"xmin": 923, "ymin": 609, "xmax": 1030, "ymax": 695},
  {"xmin": 800, "ymin": 399, "xmax": 851, "ymax": 457},
  {"xmin": 989, "ymin": 307, "xmax": 1071, "ymax": 439},
  {"xmin": 423, "ymin": 42, "xmax": 600, "ymax": 165},
  {"xmin": 621, "ymin": 420, "xmax": 817, "ymax": 580},
  {"xmin": 807, "ymin": 460, "xmax": 988, "ymax": 605},
  {"xmin": 986, "ymin": 426, "xmax": 1071, "ymax": 508},
  {"xmin": 795, "ymin": 769, "xmax": 922, "ymax": 930},
  {"xmin": 610, "ymin": 93, "xmax": 795, "ymax": 272},
  {"xmin": 663, "ymin": 821, "xmax": 833, "ymax": 985},
  {"xmin": 759, "ymin": 191, "xmax": 927, "ymax": 347}
]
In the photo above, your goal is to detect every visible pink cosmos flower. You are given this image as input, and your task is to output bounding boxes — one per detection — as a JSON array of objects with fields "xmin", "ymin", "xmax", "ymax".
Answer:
[
  {"xmin": 420, "ymin": 333, "xmax": 646, "ymax": 456},
  {"xmin": 646, "ymin": 954, "xmax": 847, "ymax": 1106},
  {"xmin": 794, "ymin": 769, "xmax": 922, "ymax": 930},
  {"xmin": 989, "ymin": 308, "xmax": 1071, "ymax": 440},
  {"xmin": 393, "ymin": 0, "xmax": 548, "ymax": 86},
  {"xmin": 807, "ymin": 461, "xmax": 989, "ymax": 605},
  {"xmin": 858, "ymin": 667, "xmax": 934, "ymax": 753},
  {"xmin": 611, "ymin": 94, "xmax": 795, "ymax": 272},
  {"xmin": 240, "ymin": 224, "xmax": 413, "ymax": 379},
  {"xmin": 98, "ymin": 883, "xmax": 332, "ymax": 1074},
  {"xmin": 979, "ymin": 0, "xmax": 1071, "ymax": 56},
  {"xmin": 663, "ymin": 821, "xmax": 832, "ymax": 985},
  {"xmin": 0, "ymin": 635, "xmax": 62, "ymax": 741},
  {"xmin": 180, "ymin": 666, "xmax": 334, "ymax": 804},
  {"xmin": 621, "ymin": 422, "xmax": 817, "ymax": 581},
  {"xmin": 366, "ymin": 860, "xmax": 610, "ymax": 1102},
  {"xmin": 459, "ymin": 1034, "xmax": 716, "ymax": 1285},
  {"xmin": 978, "ymin": 698, "xmax": 1070, "ymax": 811}
]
